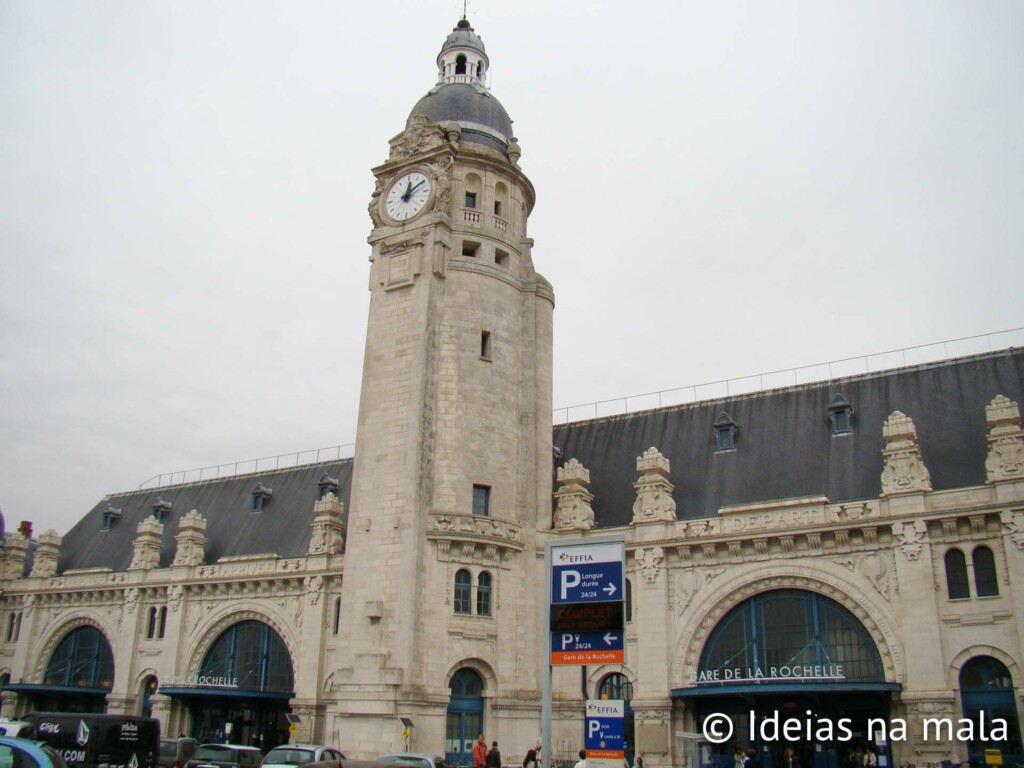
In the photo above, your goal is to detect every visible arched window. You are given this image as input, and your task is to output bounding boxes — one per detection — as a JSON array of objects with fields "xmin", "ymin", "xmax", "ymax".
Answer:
[
  {"xmin": 446, "ymin": 669, "xmax": 485, "ymax": 766},
  {"xmin": 454, "ymin": 570, "xmax": 472, "ymax": 615},
  {"xmin": 147, "ymin": 607, "xmax": 158, "ymax": 639},
  {"xmin": 699, "ymin": 589, "xmax": 885, "ymax": 683},
  {"xmin": 476, "ymin": 573, "xmax": 492, "ymax": 617},
  {"xmin": 332, "ymin": 597, "xmax": 341, "ymax": 636},
  {"xmin": 455, "ymin": 55, "xmax": 467, "ymax": 76},
  {"xmin": 973, "ymin": 546, "xmax": 999, "ymax": 597},
  {"xmin": 45, "ymin": 626, "xmax": 115, "ymax": 690},
  {"xmin": 199, "ymin": 620, "xmax": 294, "ymax": 693},
  {"xmin": 946, "ymin": 548, "xmax": 971, "ymax": 599},
  {"xmin": 960, "ymin": 657, "xmax": 1023, "ymax": 761},
  {"xmin": 140, "ymin": 675, "xmax": 158, "ymax": 717},
  {"xmin": 158, "ymin": 607, "xmax": 167, "ymax": 638}
]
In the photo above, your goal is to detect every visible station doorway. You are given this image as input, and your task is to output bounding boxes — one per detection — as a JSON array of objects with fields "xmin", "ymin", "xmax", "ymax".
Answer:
[{"xmin": 673, "ymin": 589, "xmax": 898, "ymax": 768}]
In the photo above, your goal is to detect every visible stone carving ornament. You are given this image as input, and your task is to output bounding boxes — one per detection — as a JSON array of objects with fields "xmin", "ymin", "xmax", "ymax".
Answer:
[
  {"xmin": 635, "ymin": 546, "xmax": 664, "ymax": 584},
  {"xmin": 986, "ymin": 395, "xmax": 1024, "ymax": 482},
  {"xmin": 892, "ymin": 520, "xmax": 928, "ymax": 560},
  {"xmin": 553, "ymin": 458, "xmax": 596, "ymax": 532},
  {"xmin": 1000, "ymin": 510, "xmax": 1024, "ymax": 550},
  {"xmin": 129, "ymin": 518, "xmax": 164, "ymax": 571},
  {"xmin": 880, "ymin": 411, "xmax": 932, "ymax": 495},
  {"xmin": 173, "ymin": 509, "xmax": 208, "ymax": 567},
  {"xmin": 389, "ymin": 114, "xmax": 445, "ymax": 160},
  {"xmin": 632, "ymin": 448, "xmax": 677, "ymax": 523}
]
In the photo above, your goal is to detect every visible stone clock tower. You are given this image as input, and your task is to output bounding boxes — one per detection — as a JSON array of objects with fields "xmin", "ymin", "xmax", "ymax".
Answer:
[{"xmin": 332, "ymin": 19, "xmax": 555, "ymax": 755}]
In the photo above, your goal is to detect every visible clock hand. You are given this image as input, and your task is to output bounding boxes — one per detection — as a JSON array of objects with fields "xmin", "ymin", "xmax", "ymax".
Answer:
[
  {"xmin": 401, "ymin": 180, "xmax": 412, "ymax": 202},
  {"xmin": 408, "ymin": 179, "xmax": 426, "ymax": 195}
]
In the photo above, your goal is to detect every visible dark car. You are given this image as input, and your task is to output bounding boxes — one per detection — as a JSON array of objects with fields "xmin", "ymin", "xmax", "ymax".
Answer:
[
  {"xmin": 186, "ymin": 745, "xmax": 263, "ymax": 768},
  {"xmin": 160, "ymin": 738, "xmax": 200, "ymax": 768}
]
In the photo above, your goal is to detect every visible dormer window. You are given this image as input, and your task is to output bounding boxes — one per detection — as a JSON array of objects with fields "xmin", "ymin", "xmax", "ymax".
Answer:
[
  {"xmin": 713, "ymin": 412, "xmax": 738, "ymax": 452},
  {"xmin": 151, "ymin": 498, "xmax": 172, "ymax": 523},
  {"xmin": 318, "ymin": 473, "xmax": 339, "ymax": 500},
  {"xmin": 101, "ymin": 505, "xmax": 122, "ymax": 531},
  {"xmin": 827, "ymin": 393, "xmax": 854, "ymax": 435},
  {"xmin": 251, "ymin": 483, "xmax": 273, "ymax": 513}
]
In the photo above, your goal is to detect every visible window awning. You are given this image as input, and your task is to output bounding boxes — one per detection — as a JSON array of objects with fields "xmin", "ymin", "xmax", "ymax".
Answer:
[
  {"xmin": 157, "ymin": 686, "xmax": 293, "ymax": 701},
  {"xmin": 672, "ymin": 681, "xmax": 901, "ymax": 698}
]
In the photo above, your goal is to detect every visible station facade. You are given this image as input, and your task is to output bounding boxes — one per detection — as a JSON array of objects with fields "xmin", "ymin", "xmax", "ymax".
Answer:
[{"xmin": 2, "ymin": 18, "xmax": 1023, "ymax": 768}]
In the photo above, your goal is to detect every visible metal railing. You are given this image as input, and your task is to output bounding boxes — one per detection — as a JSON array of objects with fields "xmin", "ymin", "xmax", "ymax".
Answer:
[
  {"xmin": 138, "ymin": 443, "xmax": 356, "ymax": 491},
  {"xmin": 138, "ymin": 327, "xmax": 1024, "ymax": 488},
  {"xmin": 553, "ymin": 327, "xmax": 1024, "ymax": 425}
]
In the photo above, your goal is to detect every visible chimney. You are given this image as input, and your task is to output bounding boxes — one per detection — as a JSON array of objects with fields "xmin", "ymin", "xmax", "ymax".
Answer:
[{"xmin": 18, "ymin": 521, "xmax": 32, "ymax": 539}]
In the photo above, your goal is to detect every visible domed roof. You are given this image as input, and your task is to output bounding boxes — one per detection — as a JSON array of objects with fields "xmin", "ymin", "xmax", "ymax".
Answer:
[
  {"xmin": 441, "ymin": 18, "xmax": 486, "ymax": 56},
  {"xmin": 407, "ymin": 83, "xmax": 513, "ymax": 153}
]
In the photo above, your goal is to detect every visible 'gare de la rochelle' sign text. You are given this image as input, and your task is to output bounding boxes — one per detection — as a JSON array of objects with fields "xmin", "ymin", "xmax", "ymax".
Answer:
[{"xmin": 693, "ymin": 664, "xmax": 845, "ymax": 685}]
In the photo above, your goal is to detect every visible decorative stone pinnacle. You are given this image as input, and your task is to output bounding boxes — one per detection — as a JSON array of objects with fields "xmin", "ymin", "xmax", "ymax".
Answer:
[
  {"xmin": 553, "ymin": 459, "xmax": 595, "ymax": 532},
  {"xmin": 880, "ymin": 411, "xmax": 932, "ymax": 496},
  {"xmin": 636, "ymin": 447, "xmax": 671, "ymax": 476},
  {"xmin": 986, "ymin": 395, "xmax": 1024, "ymax": 483},
  {"xmin": 632, "ymin": 447, "xmax": 677, "ymax": 524}
]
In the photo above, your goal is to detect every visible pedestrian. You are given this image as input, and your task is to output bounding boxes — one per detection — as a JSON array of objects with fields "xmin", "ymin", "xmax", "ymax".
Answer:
[
  {"xmin": 473, "ymin": 736, "xmax": 487, "ymax": 768},
  {"xmin": 487, "ymin": 741, "xmax": 502, "ymax": 768},
  {"xmin": 636, "ymin": 756, "xmax": 644, "ymax": 768},
  {"xmin": 573, "ymin": 750, "xmax": 587, "ymax": 768},
  {"xmin": 524, "ymin": 749, "xmax": 538, "ymax": 768}
]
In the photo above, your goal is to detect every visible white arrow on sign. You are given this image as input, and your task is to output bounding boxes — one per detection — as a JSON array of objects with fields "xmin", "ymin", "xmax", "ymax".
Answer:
[
  {"xmin": 603, "ymin": 583, "xmax": 617, "ymax": 596},
  {"xmin": 603, "ymin": 633, "xmax": 618, "ymax": 646}
]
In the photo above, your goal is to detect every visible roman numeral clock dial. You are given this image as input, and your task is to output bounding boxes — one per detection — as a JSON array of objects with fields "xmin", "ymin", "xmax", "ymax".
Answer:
[{"xmin": 384, "ymin": 171, "xmax": 432, "ymax": 222}]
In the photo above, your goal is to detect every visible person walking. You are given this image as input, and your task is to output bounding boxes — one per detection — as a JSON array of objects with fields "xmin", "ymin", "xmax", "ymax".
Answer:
[
  {"xmin": 573, "ymin": 750, "xmax": 587, "ymax": 768},
  {"xmin": 487, "ymin": 741, "xmax": 502, "ymax": 768},
  {"xmin": 473, "ymin": 736, "xmax": 487, "ymax": 768},
  {"xmin": 523, "ymin": 749, "xmax": 539, "ymax": 768}
]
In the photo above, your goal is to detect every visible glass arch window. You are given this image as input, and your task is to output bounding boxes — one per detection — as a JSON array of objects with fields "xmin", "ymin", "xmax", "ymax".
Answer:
[
  {"xmin": 198, "ymin": 620, "xmax": 294, "ymax": 693},
  {"xmin": 454, "ymin": 570, "xmax": 472, "ymax": 615},
  {"xmin": 698, "ymin": 589, "xmax": 885, "ymax": 683},
  {"xmin": 960, "ymin": 657, "xmax": 1023, "ymax": 761},
  {"xmin": 973, "ymin": 546, "xmax": 999, "ymax": 597},
  {"xmin": 44, "ymin": 626, "xmax": 115, "ymax": 690},
  {"xmin": 476, "ymin": 572, "xmax": 492, "ymax": 617},
  {"xmin": 946, "ymin": 548, "xmax": 971, "ymax": 599}
]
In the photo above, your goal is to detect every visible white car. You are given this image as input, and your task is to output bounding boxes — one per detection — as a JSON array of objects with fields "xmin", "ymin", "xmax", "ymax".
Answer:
[{"xmin": 261, "ymin": 745, "xmax": 346, "ymax": 768}]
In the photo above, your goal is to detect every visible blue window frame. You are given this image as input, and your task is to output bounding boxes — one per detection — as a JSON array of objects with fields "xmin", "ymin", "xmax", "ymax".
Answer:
[
  {"xmin": 960, "ymin": 657, "xmax": 1023, "ymax": 762},
  {"xmin": 44, "ymin": 626, "xmax": 115, "ymax": 690},
  {"xmin": 446, "ymin": 669, "xmax": 485, "ymax": 766},
  {"xmin": 454, "ymin": 569, "xmax": 472, "ymax": 615},
  {"xmin": 699, "ymin": 589, "xmax": 885, "ymax": 683},
  {"xmin": 476, "ymin": 572, "xmax": 492, "ymax": 616},
  {"xmin": 199, "ymin": 620, "xmax": 294, "ymax": 693}
]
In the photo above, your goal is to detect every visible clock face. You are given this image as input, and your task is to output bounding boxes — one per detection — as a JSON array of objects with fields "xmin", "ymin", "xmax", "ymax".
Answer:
[{"xmin": 384, "ymin": 171, "xmax": 432, "ymax": 221}]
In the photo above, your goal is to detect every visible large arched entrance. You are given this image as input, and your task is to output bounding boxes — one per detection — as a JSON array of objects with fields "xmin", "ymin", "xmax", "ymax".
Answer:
[
  {"xmin": 673, "ymin": 589, "xmax": 898, "ymax": 768},
  {"xmin": 4, "ymin": 626, "xmax": 115, "ymax": 712},
  {"xmin": 445, "ymin": 669, "xmax": 485, "ymax": 766},
  {"xmin": 159, "ymin": 620, "xmax": 294, "ymax": 751},
  {"xmin": 959, "ymin": 656, "xmax": 1023, "ymax": 764}
]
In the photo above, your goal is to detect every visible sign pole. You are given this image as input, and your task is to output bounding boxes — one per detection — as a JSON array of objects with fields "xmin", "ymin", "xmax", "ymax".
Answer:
[
  {"xmin": 542, "ymin": 541, "xmax": 553, "ymax": 768},
  {"xmin": 544, "ymin": 535, "xmax": 626, "ymax": 768}
]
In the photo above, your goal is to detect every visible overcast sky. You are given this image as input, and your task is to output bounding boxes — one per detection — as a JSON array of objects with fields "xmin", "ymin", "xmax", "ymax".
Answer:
[{"xmin": 2, "ymin": 1, "xmax": 1022, "ymax": 537}]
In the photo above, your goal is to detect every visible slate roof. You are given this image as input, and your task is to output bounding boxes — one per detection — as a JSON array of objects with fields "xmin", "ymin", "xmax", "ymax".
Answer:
[
  {"xmin": 58, "ymin": 460, "xmax": 353, "ymax": 573},
  {"xmin": 408, "ymin": 84, "xmax": 513, "ymax": 154},
  {"xmin": 553, "ymin": 348, "xmax": 1024, "ymax": 527},
  {"xmin": 51, "ymin": 348, "xmax": 1024, "ymax": 575}
]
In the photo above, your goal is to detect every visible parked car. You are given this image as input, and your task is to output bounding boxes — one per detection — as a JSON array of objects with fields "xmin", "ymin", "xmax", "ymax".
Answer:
[
  {"xmin": 186, "ymin": 744, "xmax": 263, "ymax": 768},
  {"xmin": 0, "ymin": 720, "xmax": 31, "ymax": 738},
  {"xmin": 18, "ymin": 713, "xmax": 159, "ymax": 768},
  {"xmin": 160, "ymin": 738, "xmax": 200, "ymax": 768},
  {"xmin": 0, "ymin": 735, "xmax": 71, "ymax": 768},
  {"xmin": 375, "ymin": 754, "xmax": 448, "ymax": 768},
  {"xmin": 262, "ymin": 746, "xmax": 346, "ymax": 768}
]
